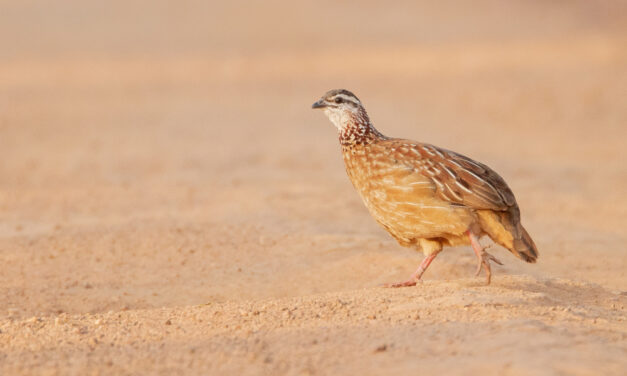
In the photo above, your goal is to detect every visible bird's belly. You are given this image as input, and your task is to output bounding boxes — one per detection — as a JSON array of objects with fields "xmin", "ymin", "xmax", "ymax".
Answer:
[
  {"xmin": 344, "ymin": 152, "xmax": 475, "ymax": 244},
  {"xmin": 361, "ymin": 187, "xmax": 474, "ymax": 240}
]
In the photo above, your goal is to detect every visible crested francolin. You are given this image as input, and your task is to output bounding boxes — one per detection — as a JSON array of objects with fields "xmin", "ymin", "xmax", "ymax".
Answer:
[{"xmin": 312, "ymin": 89, "xmax": 538, "ymax": 286}]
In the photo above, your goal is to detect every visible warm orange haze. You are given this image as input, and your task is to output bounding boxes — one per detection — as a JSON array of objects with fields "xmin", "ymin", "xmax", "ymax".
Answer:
[{"xmin": 1, "ymin": 1, "xmax": 626, "ymax": 375}]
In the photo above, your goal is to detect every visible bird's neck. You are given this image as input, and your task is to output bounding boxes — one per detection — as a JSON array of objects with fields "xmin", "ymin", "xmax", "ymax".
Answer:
[{"xmin": 337, "ymin": 109, "xmax": 385, "ymax": 146}]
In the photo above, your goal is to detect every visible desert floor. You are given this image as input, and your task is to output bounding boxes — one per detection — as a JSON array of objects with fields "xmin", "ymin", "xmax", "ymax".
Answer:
[{"xmin": 1, "ymin": 1, "xmax": 626, "ymax": 374}]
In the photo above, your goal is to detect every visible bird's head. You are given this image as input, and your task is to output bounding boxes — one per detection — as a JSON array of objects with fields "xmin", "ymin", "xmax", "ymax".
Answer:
[{"xmin": 312, "ymin": 89, "xmax": 365, "ymax": 131}]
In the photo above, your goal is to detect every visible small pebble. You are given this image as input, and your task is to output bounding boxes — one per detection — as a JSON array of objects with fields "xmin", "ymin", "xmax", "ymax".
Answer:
[{"xmin": 374, "ymin": 344, "xmax": 387, "ymax": 353}]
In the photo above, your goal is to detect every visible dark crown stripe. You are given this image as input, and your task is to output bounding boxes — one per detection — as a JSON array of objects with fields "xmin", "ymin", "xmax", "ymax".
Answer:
[{"xmin": 326, "ymin": 89, "xmax": 361, "ymax": 104}]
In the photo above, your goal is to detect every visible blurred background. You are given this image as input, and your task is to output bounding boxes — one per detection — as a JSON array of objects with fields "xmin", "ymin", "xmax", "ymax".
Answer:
[{"xmin": 1, "ymin": 0, "xmax": 626, "ymax": 318}]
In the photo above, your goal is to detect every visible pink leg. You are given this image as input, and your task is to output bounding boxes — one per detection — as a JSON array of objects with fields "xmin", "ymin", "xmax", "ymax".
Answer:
[
  {"xmin": 384, "ymin": 253, "xmax": 438, "ymax": 288},
  {"xmin": 466, "ymin": 230, "xmax": 503, "ymax": 285}
]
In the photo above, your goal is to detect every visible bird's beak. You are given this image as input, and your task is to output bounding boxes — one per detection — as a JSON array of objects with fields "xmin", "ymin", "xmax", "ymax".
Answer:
[{"xmin": 312, "ymin": 99, "xmax": 327, "ymax": 109}]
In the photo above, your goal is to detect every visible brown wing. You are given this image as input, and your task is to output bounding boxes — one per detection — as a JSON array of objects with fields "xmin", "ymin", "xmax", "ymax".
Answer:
[{"xmin": 387, "ymin": 140, "xmax": 517, "ymax": 211}]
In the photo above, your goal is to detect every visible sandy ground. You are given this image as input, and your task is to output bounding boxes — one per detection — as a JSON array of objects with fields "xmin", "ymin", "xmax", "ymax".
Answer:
[{"xmin": 1, "ymin": 1, "xmax": 627, "ymax": 374}]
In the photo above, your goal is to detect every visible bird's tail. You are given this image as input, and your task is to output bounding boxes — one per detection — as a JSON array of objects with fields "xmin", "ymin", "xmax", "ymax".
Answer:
[
  {"xmin": 513, "ymin": 225, "xmax": 538, "ymax": 263},
  {"xmin": 477, "ymin": 209, "xmax": 538, "ymax": 263}
]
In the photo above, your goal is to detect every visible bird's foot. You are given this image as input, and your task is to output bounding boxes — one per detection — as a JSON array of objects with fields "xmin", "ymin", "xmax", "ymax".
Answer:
[
  {"xmin": 383, "ymin": 278, "xmax": 420, "ymax": 288},
  {"xmin": 382, "ymin": 253, "xmax": 439, "ymax": 288},
  {"xmin": 474, "ymin": 248, "xmax": 503, "ymax": 285},
  {"xmin": 467, "ymin": 231, "xmax": 504, "ymax": 285}
]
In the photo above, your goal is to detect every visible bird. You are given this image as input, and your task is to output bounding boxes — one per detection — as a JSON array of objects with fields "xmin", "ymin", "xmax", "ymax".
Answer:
[{"xmin": 312, "ymin": 89, "xmax": 538, "ymax": 286}]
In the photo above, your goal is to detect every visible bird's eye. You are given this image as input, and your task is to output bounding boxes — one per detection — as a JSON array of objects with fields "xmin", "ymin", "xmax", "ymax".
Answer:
[{"xmin": 334, "ymin": 97, "xmax": 343, "ymax": 104}]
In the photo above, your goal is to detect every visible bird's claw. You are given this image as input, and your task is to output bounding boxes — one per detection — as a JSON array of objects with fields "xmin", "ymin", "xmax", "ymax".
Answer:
[{"xmin": 485, "ymin": 251, "xmax": 503, "ymax": 266}]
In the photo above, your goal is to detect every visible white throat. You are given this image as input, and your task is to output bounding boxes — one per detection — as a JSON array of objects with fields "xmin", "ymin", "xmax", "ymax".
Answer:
[{"xmin": 324, "ymin": 108, "xmax": 354, "ymax": 131}]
